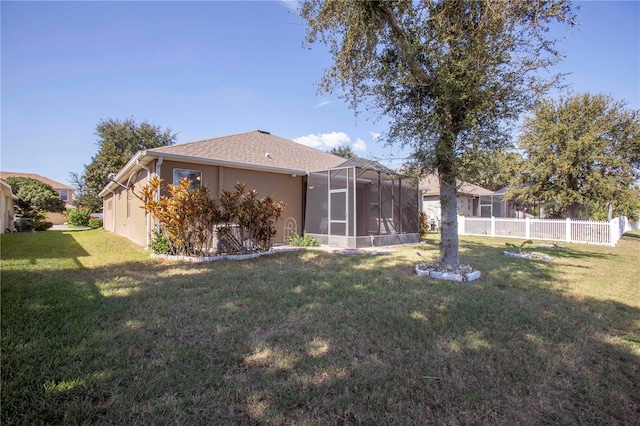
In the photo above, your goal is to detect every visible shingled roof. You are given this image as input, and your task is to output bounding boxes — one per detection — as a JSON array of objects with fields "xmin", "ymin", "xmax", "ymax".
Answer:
[
  {"xmin": 0, "ymin": 171, "xmax": 74, "ymax": 191},
  {"xmin": 420, "ymin": 174, "xmax": 493, "ymax": 197},
  {"xmin": 148, "ymin": 130, "xmax": 346, "ymax": 173}
]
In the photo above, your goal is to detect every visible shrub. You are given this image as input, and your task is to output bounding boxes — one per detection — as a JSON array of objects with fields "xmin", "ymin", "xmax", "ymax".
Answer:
[
  {"xmin": 33, "ymin": 220, "xmax": 53, "ymax": 231},
  {"xmin": 287, "ymin": 233, "xmax": 320, "ymax": 247},
  {"xmin": 140, "ymin": 177, "xmax": 285, "ymax": 256},
  {"xmin": 89, "ymin": 218, "xmax": 103, "ymax": 229},
  {"xmin": 149, "ymin": 229, "xmax": 172, "ymax": 255},
  {"xmin": 67, "ymin": 208, "xmax": 91, "ymax": 227},
  {"xmin": 419, "ymin": 212, "xmax": 429, "ymax": 238}
]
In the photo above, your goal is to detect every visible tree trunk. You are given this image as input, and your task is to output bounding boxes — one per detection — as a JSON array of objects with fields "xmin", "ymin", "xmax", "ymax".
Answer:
[{"xmin": 439, "ymin": 169, "xmax": 460, "ymax": 269}]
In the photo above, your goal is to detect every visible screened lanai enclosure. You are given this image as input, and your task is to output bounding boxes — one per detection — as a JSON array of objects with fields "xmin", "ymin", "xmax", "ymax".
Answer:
[{"xmin": 303, "ymin": 158, "xmax": 420, "ymax": 248}]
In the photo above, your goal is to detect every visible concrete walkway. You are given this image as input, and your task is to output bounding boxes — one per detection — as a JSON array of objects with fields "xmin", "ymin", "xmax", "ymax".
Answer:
[{"xmin": 49, "ymin": 224, "xmax": 92, "ymax": 231}]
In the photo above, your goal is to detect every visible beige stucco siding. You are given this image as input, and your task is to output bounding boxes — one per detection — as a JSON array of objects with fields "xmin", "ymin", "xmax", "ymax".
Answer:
[
  {"xmin": 103, "ymin": 160, "xmax": 305, "ymax": 247},
  {"xmin": 156, "ymin": 160, "xmax": 303, "ymax": 244},
  {"xmin": 221, "ymin": 167, "xmax": 303, "ymax": 242},
  {"xmin": 45, "ymin": 211, "xmax": 67, "ymax": 225},
  {"xmin": 102, "ymin": 170, "xmax": 150, "ymax": 246},
  {"xmin": 1, "ymin": 189, "xmax": 15, "ymax": 233},
  {"xmin": 158, "ymin": 161, "xmax": 221, "ymax": 194}
]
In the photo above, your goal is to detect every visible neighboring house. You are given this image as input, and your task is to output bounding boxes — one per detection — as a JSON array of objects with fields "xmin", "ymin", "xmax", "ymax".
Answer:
[
  {"xmin": 100, "ymin": 130, "xmax": 420, "ymax": 248},
  {"xmin": 0, "ymin": 179, "xmax": 18, "ymax": 233},
  {"xmin": 487, "ymin": 185, "xmax": 597, "ymax": 219},
  {"xmin": 419, "ymin": 174, "xmax": 494, "ymax": 221},
  {"xmin": 479, "ymin": 185, "xmax": 527, "ymax": 218},
  {"xmin": 0, "ymin": 172, "xmax": 75, "ymax": 225}
]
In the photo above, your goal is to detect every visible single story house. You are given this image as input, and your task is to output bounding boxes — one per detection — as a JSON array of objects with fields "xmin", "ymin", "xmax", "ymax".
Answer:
[
  {"xmin": 419, "ymin": 174, "xmax": 494, "ymax": 221},
  {"xmin": 99, "ymin": 130, "xmax": 420, "ymax": 249},
  {"xmin": 0, "ymin": 171, "xmax": 75, "ymax": 225},
  {"xmin": 0, "ymin": 179, "xmax": 18, "ymax": 233}
]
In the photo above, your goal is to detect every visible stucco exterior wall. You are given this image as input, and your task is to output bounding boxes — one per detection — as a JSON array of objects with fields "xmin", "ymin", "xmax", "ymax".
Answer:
[
  {"xmin": 1, "ymin": 189, "xmax": 15, "ymax": 233},
  {"xmin": 103, "ymin": 160, "xmax": 304, "ymax": 248},
  {"xmin": 423, "ymin": 193, "xmax": 480, "ymax": 218},
  {"xmin": 157, "ymin": 160, "xmax": 303, "ymax": 243},
  {"xmin": 45, "ymin": 211, "xmax": 68, "ymax": 225},
  {"xmin": 102, "ymin": 170, "xmax": 150, "ymax": 246},
  {"xmin": 457, "ymin": 194, "xmax": 476, "ymax": 217},
  {"xmin": 221, "ymin": 167, "xmax": 303, "ymax": 242}
]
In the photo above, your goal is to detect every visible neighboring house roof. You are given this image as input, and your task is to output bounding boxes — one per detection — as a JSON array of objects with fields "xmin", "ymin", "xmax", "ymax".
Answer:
[
  {"xmin": 419, "ymin": 174, "xmax": 494, "ymax": 197},
  {"xmin": 149, "ymin": 130, "xmax": 346, "ymax": 174},
  {"xmin": 338, "ymin": 156, "xmax": 402, "ymax": 176},
  {"xmin": 101, "ymin": 130, "xmax": 347, "ymax": 196},
  {"xmin": 0, "ymin": 179, "xmax": 19, "ymax": 201},
  {"xmin": 0, "ymin": 171, "xmax": 74, "ymax": 191}
]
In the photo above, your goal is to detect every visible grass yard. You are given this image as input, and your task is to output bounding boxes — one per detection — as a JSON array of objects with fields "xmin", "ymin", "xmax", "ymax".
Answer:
[{"xmin": 1, "ymin": 229, "xmax": 639, "ymax": 424}]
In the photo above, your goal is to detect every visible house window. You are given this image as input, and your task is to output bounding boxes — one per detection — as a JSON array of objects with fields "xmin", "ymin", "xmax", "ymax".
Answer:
[
  {"xmin": 173, "ymin": 169, "xmax": 202, "ymax": 189},
  {"xmin": 58, "ymin": 189, "xmax": 69, "ymax": 202}
]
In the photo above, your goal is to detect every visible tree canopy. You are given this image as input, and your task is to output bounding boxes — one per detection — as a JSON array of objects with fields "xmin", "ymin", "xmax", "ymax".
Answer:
[
  {"xmin": 329, "ymin": 145, "xmax": 356, "ymax": 159},
  {"xmin": 511, "ymin": 93, "xmax": 640, "ymax": 220},
  {"xmin": 458, "ymin": 149, "xmax": 523, "ymax": 192},
  {"xmin": 75, "ymin": 118, "xmax": 177, "ymax": 212},
  {"xmin": 300, "ymin": 0, "xmax": 575, "ymax": 268},
  {"xmin": 4, "ymin": 176, "xmax": 65, "ymax": 226}
]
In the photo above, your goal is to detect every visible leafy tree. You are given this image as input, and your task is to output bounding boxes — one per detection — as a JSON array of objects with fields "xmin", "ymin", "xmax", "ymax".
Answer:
[
  {"xmin": 75, "ymin": 118, "xmax": 177, "ymax": 211},
  {"xmin": 68, "ymin": 172, "xmax": 102, "ymax": 213},
  {"xmin": 4, "ymin": 177, "xmax": 65, "ymax": 228},
  {"xmin": 329, "ymin": 145, "xmax": 355, "ymax": 159},
  {"xmin": 511, "ymin": 93, "xmax": 640, "ymax": 220},
  {"xmin": 67, "ymin": 208, "xmax": 92, "ymax": 227},
  {"xmin": 458, "ymin": 149, "xmax": 523, "ymax": 192},
  {"xmin": 300, "ymin": 0, "xmax": 575, "ymax": 269}
]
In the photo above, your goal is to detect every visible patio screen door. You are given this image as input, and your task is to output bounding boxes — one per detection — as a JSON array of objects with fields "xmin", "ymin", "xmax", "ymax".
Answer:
[{"xmin": 328, "ymin": 167, "xmax": 352, "ymax": 247}]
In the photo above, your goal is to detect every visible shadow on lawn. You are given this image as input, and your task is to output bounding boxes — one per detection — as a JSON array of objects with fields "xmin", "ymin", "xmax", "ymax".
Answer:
[
  {"xmin": 2, "ymin": 240, "xmax": 639, "ymax": 424},
  {"xmin": 0, "ymin": 231, "xmax": 90, "ymax": 263}
]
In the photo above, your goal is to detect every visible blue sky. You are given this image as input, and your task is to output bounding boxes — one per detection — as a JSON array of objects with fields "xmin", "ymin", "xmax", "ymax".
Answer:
[{"xmin": 1, "ymin": 0, "xmax": 639, "ymax": 187}]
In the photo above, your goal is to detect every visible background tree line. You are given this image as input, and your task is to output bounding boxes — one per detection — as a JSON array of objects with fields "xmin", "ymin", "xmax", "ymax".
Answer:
[
  {"xmin": 457, "ymin": 93, "xmax": 640, "ymax": 221},
  {"xmin": 69, "ymin": 117, "xmax": 176, "ymax": 213}
]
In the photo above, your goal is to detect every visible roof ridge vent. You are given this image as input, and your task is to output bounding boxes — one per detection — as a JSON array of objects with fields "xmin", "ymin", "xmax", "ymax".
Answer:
[{"xmin": 257, "ymin": 129, "xmax": 270, "ymax": 134}]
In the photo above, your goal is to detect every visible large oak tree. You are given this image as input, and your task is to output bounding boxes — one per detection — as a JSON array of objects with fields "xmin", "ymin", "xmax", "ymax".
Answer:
[
  {"xmin": 4, "ymin": 176, "xmax": 65, "ymax": 229},
  {"xmin": 73, "ymin": 118, "xmax": 177, "ymax": 212},
  {"xmin": 300, "ymin": 0, "xmax": 575, "ymax": 268},
  {"xmin": 511, "ymin": 93, "xmax": 640, "ymax": 220}
]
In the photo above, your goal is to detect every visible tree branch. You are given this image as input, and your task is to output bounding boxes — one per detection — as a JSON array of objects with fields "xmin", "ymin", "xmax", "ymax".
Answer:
[{"xmin": 378, "ymin": 1, "xmax": 431, "ymax": 87}]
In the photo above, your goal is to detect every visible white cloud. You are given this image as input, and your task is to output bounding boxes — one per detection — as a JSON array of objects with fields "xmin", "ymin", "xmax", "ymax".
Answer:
[
  {"xmin": 294, "ymin": 132, "xmax": 351, "ymax": 149},
  {"xmin": 279, "ymin": 0, "xmax": 300, "ymax": 13},
  {"xmin": 370, "ymin": 131, "xmax": 381, "ymax": 140},
  {"xmin": 314, "ymin": 99, "xmax": 332, "ymax": 108},
  {"xmin": 353, "ymin": 138, "xmax": 367, "ymax": 151}
]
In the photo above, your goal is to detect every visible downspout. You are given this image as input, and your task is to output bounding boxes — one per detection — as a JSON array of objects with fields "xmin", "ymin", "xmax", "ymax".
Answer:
[
  {"xmin": 377, "ymin": 172, "xmax": 381, "ymax": 236},
  {"xmin": 153, "ymin": 156, "xmax": 164, "ymax": 237},
  {"xmin": 109, "ymin": 189, "xmax": 116, "ymax": 232},
  {"xmin": 155, "ymin": 156, "xmax": 164, "ymax": 202},
  {"xmin": 137, "ymin": 159, "xmax": 152, "ymax": 248},
  {"xmin": 399, "ymin": 177, "xmax": 403, "ymax": 234}
]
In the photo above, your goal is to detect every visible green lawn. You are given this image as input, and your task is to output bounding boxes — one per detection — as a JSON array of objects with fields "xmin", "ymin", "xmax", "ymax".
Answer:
[{"xmin": 2, "ymin": 229, "xmax": 639, "ymax": 424}]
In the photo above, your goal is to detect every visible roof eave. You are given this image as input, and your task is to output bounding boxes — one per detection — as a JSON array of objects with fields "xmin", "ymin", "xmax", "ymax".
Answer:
[
  {"xmin": 145, "ymin": 151, "xmax": 309, "ymax": 177},
  {"xmin": 99, "ymin": 151, "xmax": 309, "ymax": 197},
  {"xmin": 98, "ymin": 151, "xmax": 148, "ymax": 197},
  {"xmin": 0, "ymin": 180, "xmax": 19, "ymax": 200}
]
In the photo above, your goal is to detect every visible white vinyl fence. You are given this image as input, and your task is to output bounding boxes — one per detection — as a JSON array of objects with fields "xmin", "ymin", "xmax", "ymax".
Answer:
[{"xmin": 458, "ymin": 216, "xmax": 637, "ymax": 247}]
